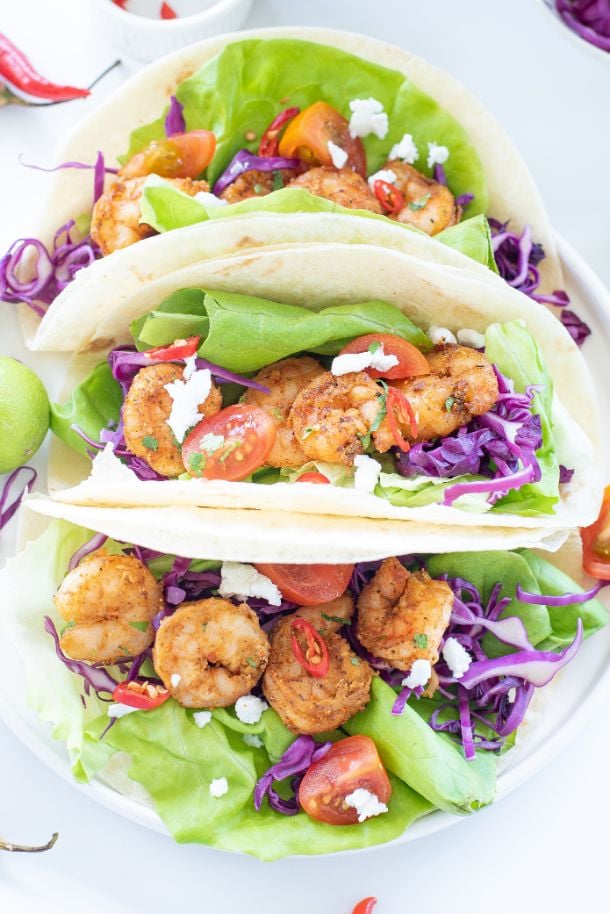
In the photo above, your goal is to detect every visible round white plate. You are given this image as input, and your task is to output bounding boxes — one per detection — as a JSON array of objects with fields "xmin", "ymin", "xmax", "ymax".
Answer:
[{"xmin": 0, "ymin": 234, "xmax": 608, "ymax": 854}]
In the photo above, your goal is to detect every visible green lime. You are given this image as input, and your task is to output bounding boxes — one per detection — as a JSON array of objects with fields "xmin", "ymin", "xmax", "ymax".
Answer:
[{"xmin": 0, "ymin": 357, "xmax": 50, "ymax": 473}]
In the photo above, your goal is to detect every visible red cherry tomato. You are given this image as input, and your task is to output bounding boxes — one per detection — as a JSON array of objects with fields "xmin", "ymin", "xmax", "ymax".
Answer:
[
  {"xmin": 581, "ymin": 486, "xmax": 610, "ymax": 580},
  {"xmin": 352, "ymin": 899, "xmax": 378, "ymax": 914},
  {"xmin": 259, "ymin": 106, "xmax": 301, "ymax": 157},
  {"xmin": 290, "ymin": 617, "xmax": 330, "ymax": 678},
  {"xmin": 298, "ymin": 735, "xmax": 392, "ymax": 825},
  {"xmin": 145, "ymin": 336, "xmax": 200, "ymax": 361},
  {"xmin": 278, "ymin": 101, "xmax": 367, "ymax": 177},
  {"xmin": 121, "ymin": 130, "xmax": 216, "ymax": 179},
  {"xmin": 296, "ymin": 471, "xmax": 330, "ymax": 484},
  {"xmin": 373, "ymin": 178, "xmax": 405, "ymax": 215},
  {"xmin": 339, "ymin": 333, "xmax": 430, "ymax": 381},
  {"xmin": 112, "ymin": 681, "xmax": 169, "ymax": 710},
  {"xmin": 182, "ymin": 405, "xmax": 276, "ymax": 481},
  {"xmin": 253, "ymin": 562, "xmax": 354, "ymax": 606}
]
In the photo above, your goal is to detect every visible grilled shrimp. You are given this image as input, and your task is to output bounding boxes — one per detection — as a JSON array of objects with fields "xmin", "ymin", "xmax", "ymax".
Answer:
[
  {"xmin": 219, "ymin": 168, "xmax": 299, "ymax": 204},
  {"xmin": 288, "ymin": 167, "xmax": 383, "ymax": 212},
  {"xmin": 263, "ymin": 596, "xmax": 372, "ymax": 734},
  {"xmin": 153, "ymin": 598, "xmax": 269, "ymax": 708},
  {"xmin": 243, "ymin": 357, "xmax": 326, "ymax": 467},
  {"xmin": 54, "ymin": 551, "xmax": 163, "ymax": 664},
  {"xmin": 383, "ymin": 161, "xmax": 459, "ymax": 235},
  {"xmin": 289, "ymin": 370, "xmax": 383, "ymax": 465},
  {"xmin": 123, "ymin": 363, "xmax": 222, "ymax": 477},
  {"xmin": 375, "ymin": 344, "xmax": 499, "ymax": 450},
  {"xmin": 357, "ymin": 558, "xmax": 453, "ymax": 671},
  {"xmin": 91, "ymin": 176, "xmax": 209, "ymax": 256}
]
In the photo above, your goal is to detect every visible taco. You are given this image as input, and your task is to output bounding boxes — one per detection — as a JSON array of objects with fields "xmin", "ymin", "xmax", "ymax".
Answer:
[
  {"xmin": 1, "ymin": 504, "xmax": 605, "ymax": 858},
  {"xmin": 2, "ymin": 27, "xmax": 564, "ymax": 347},
  {"xmin": 45, "ymin": 242, "xmax": 600, "ymax": 541}
]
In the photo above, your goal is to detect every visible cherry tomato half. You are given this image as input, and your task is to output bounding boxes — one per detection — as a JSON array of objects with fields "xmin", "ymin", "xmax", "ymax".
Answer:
[
  {"xmin": 112, "ymin": 681, "xmax": 169, "ymax": 710},
  {"xmin": 339, "ymin": 333, "xmax": 430, "ymax": 381},
  {"xmin": 352, "ymin": 899, "xmax": 378, "ymax": 914},
  {"xmin": 254, "ymin": 562, "xmax": 354, "ymax": 605},
  {"xmin": 296, "ymin": 471, "xmax": 330, "ymax": 484},
  {"xmin": 121, "ymin": 130, "xmax": 216, "ymax": 179},
  {"xmin": 145, "ymin": 336, "xmax": 200, "ymax": 361},
  {"xmin": 298, "ymin": 735, "xmax": 392, "ymax": 825},
  {"xmin": 182, "ymin": 405, "xmax": 276, "ymax": 481},
  {"xmin": 278, "ymin": 101, "xmax": 367, "ymax": 177},
  {"xmin": 581, "ymin": 486, "xmax": 610, "ymax": 580}
]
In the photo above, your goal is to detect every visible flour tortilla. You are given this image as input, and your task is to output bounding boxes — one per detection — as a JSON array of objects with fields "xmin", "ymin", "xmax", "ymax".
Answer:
[
  {"xmin": 22, "ymin": 25, "xmax": 562, "ymax": 347},
  {"xmin": 45, "ymin": 242, "xmax": 601, "ymax": 535}
]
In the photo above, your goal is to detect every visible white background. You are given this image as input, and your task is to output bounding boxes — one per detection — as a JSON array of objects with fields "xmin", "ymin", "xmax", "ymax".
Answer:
[{"xmin": 1, "ymin": 1, "xmax": 609, "ymax": 912}]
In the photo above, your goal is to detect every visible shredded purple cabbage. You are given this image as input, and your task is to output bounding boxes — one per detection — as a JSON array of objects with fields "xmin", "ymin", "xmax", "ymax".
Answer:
[
  {"xmin": 44, "ymin": 616, "xmax": 117, "ymax": 694},
  {"xmin": 165, "ymin": 95, "xmax": 186, "ymax": 136},
  {"xmin": 254, "ymin": 735, "xmax": 331, "ymax": 815},
  {"xmin": 0, "ymin": 466, "xmax": 36, "ymax": 534},
  {"xmin": 555, "ymin": 0, "xmax": 610, "ymax": 51},
  {"xmin": 213, "ymin": 149, "xmax": 301, "ymax": 196},
  {"xmin": 67, "ymin": 532, "xmax": 108, "ymax": 570},
  {"xmin": 516, "ymin": 580, "xmax": 605, "ymax": 606}
]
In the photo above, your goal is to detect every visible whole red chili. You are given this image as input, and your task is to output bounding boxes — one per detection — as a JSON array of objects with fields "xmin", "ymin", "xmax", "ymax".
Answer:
[{"xmin": 0, "ymin": 33, "xmax": 90, "ymax": 102}]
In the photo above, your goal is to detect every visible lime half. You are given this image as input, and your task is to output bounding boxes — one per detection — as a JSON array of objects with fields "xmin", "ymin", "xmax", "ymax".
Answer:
[{"xmin": 0, "ymin": 357, "xmax": 50, "ymax": 473}]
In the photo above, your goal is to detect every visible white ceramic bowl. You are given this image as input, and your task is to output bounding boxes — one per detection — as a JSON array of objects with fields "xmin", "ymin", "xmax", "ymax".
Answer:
[
  {"xmin": 90, "ymin": 0, "xmax": 255, "ymax": 62},
  {"xmin": 537, "ymin": 0, "xmax": 610, "ymax": 66}
]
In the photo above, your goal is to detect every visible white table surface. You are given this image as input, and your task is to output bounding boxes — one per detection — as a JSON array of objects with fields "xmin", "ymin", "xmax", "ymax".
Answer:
[{"xmin": 1, "ymin": 1, "xmax": 609, "ymax": 911}]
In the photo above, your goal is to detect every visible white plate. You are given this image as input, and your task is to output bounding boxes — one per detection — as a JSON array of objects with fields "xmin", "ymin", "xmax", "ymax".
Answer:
[{"xmin": 0, "ymin": 235, "xmax": 608, "ymax": 854}]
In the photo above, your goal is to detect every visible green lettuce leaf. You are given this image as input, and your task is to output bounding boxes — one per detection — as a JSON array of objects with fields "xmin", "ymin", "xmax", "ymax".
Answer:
[
  {"xmin": 50, "ymin": 361, "xmax": 122, "ymax": 460},
  {"xmin": 126, "ymin": 37, "xmax": 487, "ymax": 211}
]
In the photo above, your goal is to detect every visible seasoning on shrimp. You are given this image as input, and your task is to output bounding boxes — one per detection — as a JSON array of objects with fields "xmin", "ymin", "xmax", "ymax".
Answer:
[
  {"xmin": 381, "ymin": 160, "xmax": 459, "ymax": 235},
  {"xmin": 288, "ymin": 166, "xmax": 383, "ymax": 212}
]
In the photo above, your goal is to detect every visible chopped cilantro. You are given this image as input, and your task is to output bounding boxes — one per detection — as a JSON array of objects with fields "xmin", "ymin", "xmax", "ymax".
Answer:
[
  {"xmin": 272, "ymin": 407, "xmax": 284, "ymax": 420},
  {"xmin": 60, "ymin": 620, "xmax": 76, "ymax": 635},
  {"xmin": 188, "ymin": 452, "xmax": 206, "ymax": 476},
  {"xmin": 349, "ymin": 656, "xmax": 360, "ymax": 666},
  {"xmin": 219, "ymin": 439, "xmax": 242, "ymax": 463},
  {"xmin": 129, "ymin": 620, "xmax": 149, "ymax": 632},
  {"xmin": 414, "ymin": 633, "xmax": 428, "ymax": 649},
  {"xmin": 367, "ymin": 340, "xmax": 381, "ymax": 354},
  {"xmin": 321, "ymin": 613, "xmax": 348, "ymax": 626},
  {"xmin": 118, "ymin": 645, "xmax": 130, "ymax": 655},
  {"xmin": 272, "ymin": 170, "xmax": 285, "ymax": 191},
  {"xmin": 245, "ymin": 657, "xmax": 258, "ymax": 668},
  {"xmin": 445, "ymin": 396, "xmax": 455, "ymax": 412},
  {"xmin": 408, "ymin": 193, "xmax": 431, "ymax": 211},
  {"xmin": 142, "ymin": 435, "xmax": 158, "ymax": 451},
  {"xmin": 302, "ymin": 427, "xmax": 315, "ymax": 440},
  {"xmin": 253, "ymin": 183, "xmax": 264, "ymax": 195}
]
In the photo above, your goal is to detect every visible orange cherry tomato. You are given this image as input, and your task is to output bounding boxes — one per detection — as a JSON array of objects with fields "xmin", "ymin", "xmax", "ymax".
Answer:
[
  {"xmin": 581, "ymin": 486, "xmax": 610, "ymax": 580},
  {"xmin": 145, "ymin": 336, "xmax": 200, "ymax": 361},
  {"xmin": 290, "ymin": 617, "xmax": 330, "ymax": 678},
  {"xmin": 352, "ymin": 900, "xmax": 378, "ymax": 914},
  {"xmin": 339, "ymin": 333, "xmax": 430, "ymax": 380},
  {"xmin": 121, "ymin": 130, "xmax": 216, "ymax": 179},
  {"xmin": 278, "ymin": 101, "xmax": 367, "ymax": 177},
  {"xmin": 296, "ymin": 471, "xmax": 330, "ymax": 484},
  {"xmin": 373, "ymin": 178, "xmax": 405, "ymax": 215},
  {"xmin": 112, "ymin": 681, "xmax": 169, "ymax": 710},
  {"xmin": 182, "ymin": 405, "xmax": 276, "ymax": 481},
  {"xmin": 253, "ymin": 562, "xmax": 354, "ymax": 605},
  {"xmin": 298, "ymin": 735, "xmax": 392, "ymax": 825}
]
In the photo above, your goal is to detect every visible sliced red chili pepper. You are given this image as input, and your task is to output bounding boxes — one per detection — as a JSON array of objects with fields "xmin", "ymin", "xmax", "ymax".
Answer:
[
  {"xmin": 352, "ymin": 898, "xmax": 378, "ymax": 914},
  {"xmin": 259, "ymin": 106, "xmax": 301, "ymax": 157},
  {"xmin": 0, "ymin": 33, "xmax": 90, "ymax": 102},
  {"xmin": 112, "ymin": 680, "xmax": 170, "ymax": 710},
  {"xmin": 296, "ymin": 472, "xmax": 330, "ymax": 484},
  {"xmin": 373, "ymin": 179, "xmax": 405, "ymax": 215},
  {"xmin": 386, "ymin": 387, "xmax": 418, "ymax": 452},
  {"xmin": 145, "ymin": 335, "xmax": 200, "ymax": 361},
  {"xmin": 290, "ymin": 617, "xmax": 330, "ymax": 678},
  {"xmin": 160, "ymin": 2, "xmax": 178, "ymax": 18},
  {"xmin": 111, "ymin": 0, "xmax": 127, "ymax": 8}
]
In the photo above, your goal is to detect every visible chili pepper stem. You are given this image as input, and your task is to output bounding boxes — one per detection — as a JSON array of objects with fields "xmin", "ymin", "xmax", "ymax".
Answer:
[{"xmin": 0, "ymin": 832, "xmax": 58, "ymax": 852}]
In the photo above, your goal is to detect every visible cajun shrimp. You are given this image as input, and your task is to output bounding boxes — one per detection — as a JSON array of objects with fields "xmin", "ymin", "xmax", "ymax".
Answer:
[
  {"xmin": 263, "ymin": 596, "xmax": 372, "ymax": 734},
  {"xmin": 288, "ymin": 166, "xmax": 383, "ymax": 213},
  {"xmin": 382, "ymin": 161, "xmax": 459, "ymax": 235},
  {"xmin": 153, "ymin": 598, "xmax": 269, "ymax": 708},
  {"xmin": 91, "ymin": 176, "xmax": 209, "ymax": 256},
  {"xmin": 289, "ymin": 370, "xmax": 384, "ymax": 465},
  {"xmin": 243, "ymin": 357, "xmax": 326, "ymax": 466},
  {"xmin": 54, "ymin": 551, "xmax": 163, "ymax": 664},
  {"xmin": 123, "ymin": 363, "xmax": 222, "ymax": 477},
  {"xmin": 357, "ymin": 557, "xmax": 453, "ymax": 671},
  {"xmin": 219, "ymin": 168, "xmax": 300, "ymax": 204}
]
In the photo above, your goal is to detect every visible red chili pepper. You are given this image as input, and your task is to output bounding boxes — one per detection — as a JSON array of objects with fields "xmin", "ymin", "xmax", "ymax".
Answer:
[
  {"xmin": 373, "ymin": 179, "xmax": 405, "ymax": 215},
  {"xmin": 259, "ymin": 106, "xmax": 301, "ymax": 157},
  {"xmin": 296, "ymin": 472, "xmax": 330, "ymax": 484},
  {"xmin": 386, "ymin": 387, "xmax": 417, "ymax": 452},
  {"xmin": 290, "ymin": 617, "xmax": 330, "ymax": 678},
  {"xmin": 352, "ymin": 899, "xmax": 378, "ymax": 914},
  {"xmin": 112, "ymin": 0, "xmax": 128, "ymax": 8},
  {"xmin": 145, "ymin": 335, "xmax": 201, "ymax": 361},
  {"xmin": 0, "ymin": 33, "xmax": 90, "ymax": 102},
  {"xmin": 113, "ymin": 680, "xmax": 170, "ymax": 710},
  {"xmin": 160, "ymin": 2, "xmax": 178, "ymax": 19}
]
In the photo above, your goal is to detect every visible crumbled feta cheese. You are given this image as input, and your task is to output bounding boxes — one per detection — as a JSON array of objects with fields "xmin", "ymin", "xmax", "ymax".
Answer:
[
  {"xmin": 243, "ymin": 733, "xmax": 264, "ymax": 749},
  {"xmin": 193, "ymin": 710, "xmax": 213, "ymax": 728},
  {"xmin": 235, "ymin": 694, "xmax": 268, "ymax": 725},
  {"xmin": 507, "ymin": 687, "xmax": 517, "ymax": 704},
  {"xmin": 182, "ymin": 354, "xmax": 197, "ymax": 380},
  {"xmin": 327, "ymin": 139, "xmax": 348, "ymax": 169},
  {"xmin": 345, "ymin": 788, "xmax": 388, "ymax": 822},
  {"xmin": 164, "ymin": 368, "xmax": 212, "ymax": 443},
  {"xmin": 428, "ymin": 325, "xmax": 457, "ymax": 345},
  {"xmin": 456, "ymin": 328, "xmax": 486, "ymax": 350},
  {"xmin": 353, "ymin": 455, "xmax": 382, "ymax": 494},
  {"xmin": 219, "ymin": 562, "xmax": 282, "ymax": 606},
  {"xmin": 107, "ymin": 703, "xmax": 139, "ymax": 719},
  {"xmin": 442, "ymin": 637, "xmax": 472, "ymax": 679},
  {"xmin": 401, "ymin": 658, "xmax": 432, "ymax": 690},
  {"xmin": 331, "ymin": 344, "xmax": 398, "ymax": 376},
  {"xmin": 389, "ymin": 133, "xmax": 419, "ymax": 164},
  {"xmin": 209, "ymin": 777, "xmax": 228, "ymax": 798},
  {"xmin": 170, "ymin": 673, "xmax": 181, "ymax": 688},
  {"xmin": 348, "ymin": 97, "xmax": 389, "ymax": 140},
  {"xmin": 194, "ymin": 191, "xmax": 228, "ymax": 208},
  {"xmin": 427, "ymin": 142, "xmax": 450, "ymax": 169},
  {"xmin": 367, "ymin": 168, "xmax": 397, "ymax": 190}
]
